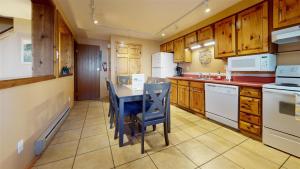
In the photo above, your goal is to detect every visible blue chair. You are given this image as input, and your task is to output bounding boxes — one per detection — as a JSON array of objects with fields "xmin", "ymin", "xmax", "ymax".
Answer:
[
  {"xmin": 136, "ymin": 82, "xmax": 171, "ymax": 154},
  {"xmin": 106, "ymin": 80, "xmax": 142, "ymax": 138}
]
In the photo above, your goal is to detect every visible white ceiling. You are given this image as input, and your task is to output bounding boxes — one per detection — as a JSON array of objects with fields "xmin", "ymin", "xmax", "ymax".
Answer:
[
  {"xmin": 55, "ymin": 0, "xmax": 242, "ymax": 41},
  {"xmin": 0, "ymin": 0, "xmax": 31, "ymax": 19}
]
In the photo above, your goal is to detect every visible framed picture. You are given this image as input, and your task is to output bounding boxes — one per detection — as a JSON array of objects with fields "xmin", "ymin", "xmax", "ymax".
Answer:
[{"xmin": 21, "ymin": 39, "xmax": 32, "ymax": 64}]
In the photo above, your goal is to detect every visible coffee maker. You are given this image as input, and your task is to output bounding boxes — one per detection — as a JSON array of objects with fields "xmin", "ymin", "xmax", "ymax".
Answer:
[{"xmin": 176, "ymin": 64, "xmax": 183, "ymax": 76}]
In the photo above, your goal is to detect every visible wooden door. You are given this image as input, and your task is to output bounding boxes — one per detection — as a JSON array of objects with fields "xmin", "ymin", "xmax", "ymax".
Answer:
[
  {"xmin": 237, "ymin": 2, "xmax": 269, "ymax": 55},
  {"xmin": 215, "ymin": 16, "xmax": 236, "ymax": 58},
  {"xmin": 76, "ymin": 44, "xmax": 100, "ymax": 100},
  {"xmin": 170, "ymin": 84, "xmax": 178, "ymax": 104},
  {"xmin": 190, "ymin": 87, "xmax": 204, "ymax": 115},
  {"xmin": 178, "ymin": 85, "xmax": 189, "ymax": 108},
  {"xmin": 274, "ymin": 0, "xmax": 300, "ymax": 28},
  {"xmin": 173, "ymin": 37, "xmax": 185, "ymax": 62}
]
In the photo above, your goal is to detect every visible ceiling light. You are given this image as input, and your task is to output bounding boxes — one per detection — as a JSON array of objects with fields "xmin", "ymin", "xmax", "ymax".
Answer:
[
  {"xmin": 93, "ymin": 20, "xmax": 98, "ymax": 24},
  {"xmin": 204, "ymin": 0, "xmax": 210, "ymax": 13},
  {"xmin": 205, "ymin": 8, "xmax": 211, "ymax": 13},
  {"xmin": 204, "ymin": 41, "xmax": 215, "ymax": 46},
  {"xmin": 161, "ymin": 33, "xmax": 166, "ymax": 37},
  {"xmin": 191, "ymin": 44, "xmax": 202, "ymax": 50}
]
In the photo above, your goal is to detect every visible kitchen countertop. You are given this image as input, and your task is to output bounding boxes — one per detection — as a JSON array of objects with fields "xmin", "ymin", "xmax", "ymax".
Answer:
[{"xmin": 168, "ymin": 76, "xmax": 268, "ymax": 88}]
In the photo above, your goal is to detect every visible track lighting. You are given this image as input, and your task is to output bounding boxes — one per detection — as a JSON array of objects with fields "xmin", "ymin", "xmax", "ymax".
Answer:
[{"xmin": 205, "ymin": 0, "xmax": 210, "ymax": 13}]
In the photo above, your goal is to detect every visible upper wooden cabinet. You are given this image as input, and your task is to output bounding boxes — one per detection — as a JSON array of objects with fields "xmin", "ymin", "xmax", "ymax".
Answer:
[
  {"xmin": 214, "ymin": 16, "xmax": 236, "ymax": 58},
  {"xmin": 185, "ymin": 32, "xmax": 197, "ymax": 47},
  {"xmin": 237, "ymin": 1, "xmax": 269, "ymax": 55},
  {"xmin": 174, "ymin": 37, "xmax": 185, "ymax": 62},
  {"xmin": 273, "ymin": 0, "xmax": 300, "ymax": 29},
  {"xmin": 166, "ymin": 41, "xmax": 174, "ymax": 52},
  {"xmin": 160, "ymin": 43, "xmax": 166, "ymax": 52},
  {"xmin": 197, "ymin": 26, "xmax": 213, "ymax": 42}
]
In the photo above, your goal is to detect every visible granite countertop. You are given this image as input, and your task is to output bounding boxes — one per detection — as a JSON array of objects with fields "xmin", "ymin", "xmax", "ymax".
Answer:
[{"xmin": 168, "ymin": 76, "xmax": 268, "ymax": 88}]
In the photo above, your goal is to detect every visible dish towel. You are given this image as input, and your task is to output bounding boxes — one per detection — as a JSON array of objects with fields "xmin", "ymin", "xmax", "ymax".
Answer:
[{"xmin": 296, "ymin": 93, "xmax": 300, "ymax": 121}]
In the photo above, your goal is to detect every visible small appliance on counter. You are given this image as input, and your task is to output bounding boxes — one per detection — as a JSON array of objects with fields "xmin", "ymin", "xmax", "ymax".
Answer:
[
  {"xmin": 263, "ymin": 65, "xmax": 300, "ymax": 157},
  {"xmin": 176, "ymin": 64, "xmax": 183, "ymax": 76}
]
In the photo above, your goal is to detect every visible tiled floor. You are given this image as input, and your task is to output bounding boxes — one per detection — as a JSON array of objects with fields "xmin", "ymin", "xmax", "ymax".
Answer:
[{"xmin": 32, "ymin": 101, "xmax": 300, "ymax": 169}]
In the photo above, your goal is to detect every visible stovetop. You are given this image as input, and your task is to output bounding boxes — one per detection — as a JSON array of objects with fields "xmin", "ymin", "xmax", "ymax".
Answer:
[{"xmin": 263, "ymin": 83, "xmax": 300, "ymax": 92}]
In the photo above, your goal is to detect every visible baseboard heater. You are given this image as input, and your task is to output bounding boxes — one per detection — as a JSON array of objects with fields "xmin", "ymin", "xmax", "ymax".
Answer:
[{"xmin": 34, "ymin": 104, "xmax": 70, "ymax": 155}]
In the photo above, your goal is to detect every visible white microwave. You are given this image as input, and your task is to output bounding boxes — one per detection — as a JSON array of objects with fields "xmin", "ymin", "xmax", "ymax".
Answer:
[{"xmin": 228, "ymin": 54, "xmax": 277, "ymax": 72}]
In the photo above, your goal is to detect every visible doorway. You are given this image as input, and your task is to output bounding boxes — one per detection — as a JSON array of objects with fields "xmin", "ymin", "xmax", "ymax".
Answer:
[{"xmin": 75, "ymin": 44, "xmax": 100, "ymax": 100}]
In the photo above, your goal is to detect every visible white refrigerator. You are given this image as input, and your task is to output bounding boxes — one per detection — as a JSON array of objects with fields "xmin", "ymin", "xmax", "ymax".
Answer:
[{"xmin": 151, "ymin": 52, "xmax": 177, "ymax": 78}]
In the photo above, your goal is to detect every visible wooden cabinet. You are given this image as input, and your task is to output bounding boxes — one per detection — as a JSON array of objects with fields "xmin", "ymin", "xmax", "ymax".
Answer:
[
  {"xmin": 170, "ymin": 81, "xmax": 178, "ymax": 104},
  {"xmin": 160, "ymin": 43, "xmax": 166, "ymax": 52},
  {"xmin": 273, "ymin": 0, "xmax": 300, "ymax": 29},
  {"xmin": 189, "ymin": 82, "xmax": 205, "ymax": 115},
  {"xmin": 237, "ymin": 1, "xmax": 269, "ymax": 55},
  {"xmin": 239, "ymin": 87, "xmax": 262, "ymax": 138},
  {"xmin": 185, "ymin": 32, "xmax": 197, "ymax": 47},
  {"xmin": 166, "ymin": 41, "xmax": 174, "ymax": 52},
  {"xmin": 214, "ymin": 16, "xmax": 236, "ymax": 58},
  {"xmin": 173, "ymin": 37, "xmax": 192, "ymax": 63},
  {"xmin": 177, "ymin": 80, "xmax": 190, "ymax": 109},
  {"xmin": 197, "ymin": 26, "xmax": 213, "ymax": 42}
]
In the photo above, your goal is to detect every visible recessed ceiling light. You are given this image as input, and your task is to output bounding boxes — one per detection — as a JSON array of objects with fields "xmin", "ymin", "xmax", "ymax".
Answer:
[
  {"xmin": 161, "ymin": 33, "xmax": 166, "ymax": 37},
  {"xmin": 93, "ymin": 20, "xmax": 98, "ymax": 24},
  {"xmin": 205, "ymin": 8, "xmax": 211, "ymax": 13}
]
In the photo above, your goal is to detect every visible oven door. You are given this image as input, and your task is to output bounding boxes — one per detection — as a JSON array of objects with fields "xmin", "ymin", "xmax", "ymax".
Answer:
[{"xmin": 263, "ymin": 88, "xmax": 300, "ymax": 137}]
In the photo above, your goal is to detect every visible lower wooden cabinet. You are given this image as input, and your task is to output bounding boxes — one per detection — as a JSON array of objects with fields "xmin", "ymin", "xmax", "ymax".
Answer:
[
  {"xmin": 239, "ymin": 87, "xmax": 262, "ymax": 139},
  {"xmin": 170, "ymin": 83, "xmax": 178, "ymax": 104},
  {"xmin": 178, "ymin": 84, "xmax": 190, "ymax": 109},
  {"xmin": 190, "ymin": 82, "xmax": 205, "ymax": 115}
]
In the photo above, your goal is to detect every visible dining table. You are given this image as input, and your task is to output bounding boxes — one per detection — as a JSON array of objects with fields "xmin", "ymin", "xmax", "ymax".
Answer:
[{"xmin": 114, "ymin": 84, "xmax": 171, "ymax": 147}]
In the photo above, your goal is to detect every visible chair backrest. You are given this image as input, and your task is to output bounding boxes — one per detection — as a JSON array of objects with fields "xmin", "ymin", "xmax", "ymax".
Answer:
[
  {"xmin": 106, "ymin": 80, "xmax": 119, "ymax": 113},
  {"xmin": 142, "ymin": 82, "xmax": 171, "ymax": 121},
  {"xmin": 118, "ymin": 75, "xmax": 130, "ymax": 85},
  {"xmin": 147, "ymin": 77, "xmax": 169, "ymax": 84}
]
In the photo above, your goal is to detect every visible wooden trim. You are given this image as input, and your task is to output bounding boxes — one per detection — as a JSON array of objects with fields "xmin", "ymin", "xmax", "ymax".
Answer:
[
  {"xmin": 59, "ymin": 73, "xmax": 73, "ymax": 78},
  {"xmin": 0, "ymin": 75, "xmax": 56, "ymax": 90}
]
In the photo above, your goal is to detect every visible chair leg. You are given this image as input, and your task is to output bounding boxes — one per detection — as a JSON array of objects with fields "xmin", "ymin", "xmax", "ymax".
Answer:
[
  {"xmin": 114, "ymin": 113, "xmax": 119, "ymax": 139},
  {"xmin": 163, "ymin": 122, "xmax": 169, "ymax": 146},
  {"xmin": 109, "ymin": 110, "xmax": 114, "ymax": 129},
  {"xmin": 152, "ymin": 125, "xmax": 156, "ymax": 131},
  {"xmin": 141, "ymin": 124, "xmax": 145, "ymax": 154},
  {"xmin": 108, "ymin": 104, "xmax": 111, "ymax": 117}
]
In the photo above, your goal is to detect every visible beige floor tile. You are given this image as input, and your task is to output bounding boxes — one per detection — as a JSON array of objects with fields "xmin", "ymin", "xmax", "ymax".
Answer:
[
  {"xmin": 31, "ymin": 158, "xmax": 74, "ymax": 169},
  {"xmin": 150, "ymin": 146, "xmax": 197, "ymax": 169},
  {"xmin": 73, "ymin": 147, "xmax": 114, "ymax": 169},
  {"xmin": 141, "ymin": 132, "xmax": 172, "ymax": 154},
  {"xmin": 35, "ymin": 141, "xmax": 78, "ymax": 166},
  {"xmin": 200, "ymin": 156, "xmax": 242, "ymax": 169},
  {"xmin": 77, "ymin": 134, "xmax": 110, "ymax": 154},
  {"xmin": 111, "ymin": 143, "xmax": 147, "ymax": 166},
  {"xmin": 283, "ymin": 156, "xmax": 300, "ymax": 169},
  {"xmin": 196, "ymin": 133, "xmax": 235, "ymax": 153},
  {"xmin": 176, "ymin": 139, "xmax": 219, "ymax": 166},
  {"xmin": 59, "ymin": 120, "xmax": 84, "ymax": 131},
  {"xmin": 212, "ymin": 127, "xmax": 247, "ymax": 144},
  {"xmin": 239, "ymin": 139, "xmax": 289, "ymax": 165},
  {"xmin": 108, "ymin": 130, "xmax": 130, "ymax": 146},
  {"xmin": 224, "ymin": 146, "xmax": 280, "ymax": 169},
  {"xmin": 116, "ymin": 156, "xmax": 157, "ymax": 169},
  {"xmin": 179, "ymin": 125, "xmax": 208, "ymax": 138},
  {"xmin": 51, "ymin": 129, "xmax": 81, "ymax": 145},
  {"xmin": 195, "ymin": 119, "xmax": 221, "ymax": 131},
  {"xmin": 81, "ymin": 124, "xmax": 107, "ymax": 138},
  {"xmin": 65, "ymin": 114, "xmax": 86, "ymax": 122},
  {"xmin": 168, "ymin": 130, "xmax": 192, "ymax": 145}
]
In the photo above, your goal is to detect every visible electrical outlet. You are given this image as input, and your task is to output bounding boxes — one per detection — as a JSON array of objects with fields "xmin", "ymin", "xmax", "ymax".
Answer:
[{"xmin": 17, "ymin": 139, "xmax": 24, "ymax": 154}]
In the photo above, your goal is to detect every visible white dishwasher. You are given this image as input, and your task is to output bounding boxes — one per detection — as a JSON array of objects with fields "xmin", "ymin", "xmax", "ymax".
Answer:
[{"xmin": 205, "ymin": 83, "xmax": 239, "ymax": 129}]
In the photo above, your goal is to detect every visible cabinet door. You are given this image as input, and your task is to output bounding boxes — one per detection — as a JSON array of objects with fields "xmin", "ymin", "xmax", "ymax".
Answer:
[
  {"xmin": 214, "ymin": 16, "xmax": 236, "ymax": 58},
  {"xmin": 117, "ymin": 57, "xmax": 128, "ymax": 75},
  {"xmin": 178, "ymin": 85, "xmax": 189, "ymax": 108},
  {"xmin": 240, "ymin": 96, "xmax": 261, "ymax": 116},
  {"xmin": 128, "ymin": 45, "xmax": 141, "ymax": 58},
  {"xmin": 166, "ymin": 41, "xmax": 174, "ymax": 52},
  {"xmin": 237, "ymin": 2, "xmax": 269, "ymax": 55},
  {"xmin": 116, "ymin": 44, "xmax": 128, "ymax": 54},
  {"xmin": 274, "ymin": 0, "xmax": 300, "ymax": 29},
  {"xmin": 170, "ymin": 84, "xmax": 178, "ymax": 104},
  {"xmin": 129, "ymin": 58, "xmax": 141, "ymax": 74},
  {"xmin": 185, "ymin": 32, "xmax": 197, "ymax": 47},
  {"xmin": 173, "ymin": 38, "xmax": 185, "ymax": 63},
  {"xmin": 197, "ymin": 26, "xmax": 213, "ymax": 42},
  {"xmin": 160, "ymin": 44, "xmax": 166, "ymax": 52},
  {"xmin": 190, "ymin": 87, "xmax": 204, "ymax": 114}
]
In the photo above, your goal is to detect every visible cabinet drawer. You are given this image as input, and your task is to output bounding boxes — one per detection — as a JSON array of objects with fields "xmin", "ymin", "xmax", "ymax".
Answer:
[
  {"xmin": 240, "ymin": 112, "xmax": 260, "ymax": 125},
  {"xmin": 240, "ymin": 96, "xmax": 261, "ymax": 116},
  {"xmin": 240, "ymin": 121, "xmax": 261, "ymax": 135},
  {"xmin": 170, "ymin": 79, "xmax": 177, "ymax": 84},
  {"xmin": 190, "ymin": 81, "xmax": 204, "ymax": 89},
  {"xmin": 178, "ymin": 80, "xmax": 189, "ymax": 86},
  {"xmin": 240, "ymin": 87, "xmax": 261, "ymax": 98}
]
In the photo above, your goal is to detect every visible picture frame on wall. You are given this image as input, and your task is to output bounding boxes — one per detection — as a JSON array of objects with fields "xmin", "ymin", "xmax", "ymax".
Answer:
[{"xmin": 21, "ymin": 39, "xmax": 32, "ymax": 64}]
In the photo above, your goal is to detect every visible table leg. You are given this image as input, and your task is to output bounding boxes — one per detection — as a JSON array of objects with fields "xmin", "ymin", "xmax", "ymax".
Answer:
[
  {"xmin": 167, "ymin": 95, "xmax": 171, "ymax": 133},
  {"xmin": 119, "ymin": 99, "xmax": 125, "ymax": 147}
]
